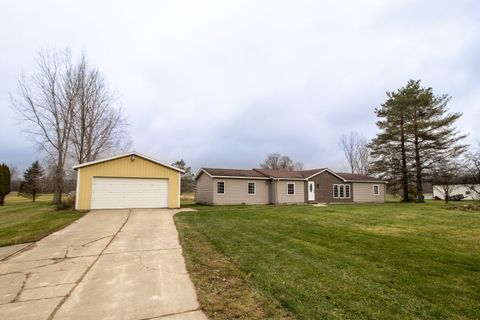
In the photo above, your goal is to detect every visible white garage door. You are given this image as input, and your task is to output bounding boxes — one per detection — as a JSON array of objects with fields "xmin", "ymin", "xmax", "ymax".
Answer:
[{"xmin": 91, "ymin": 177, "xmax": 168, "ymax": 209}]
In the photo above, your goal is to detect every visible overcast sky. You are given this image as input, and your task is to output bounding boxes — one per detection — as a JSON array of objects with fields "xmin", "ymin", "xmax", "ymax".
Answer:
[{"xmin": 1, "ymin": 0, "xmax": 479, "ymax": 174}]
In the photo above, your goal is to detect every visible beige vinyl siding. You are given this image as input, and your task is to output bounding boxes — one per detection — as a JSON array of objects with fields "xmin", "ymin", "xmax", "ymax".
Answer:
[
  {"xmin": 195, "ymin": 173, "xmax": 213, "ymax": 204},
  {"xmin": 213, "ymin": 178, "xmax": 270, "ymax": 205},
  {"xmin": 77, "ymin": 155, "xmax": 180, "ymax": 210},
  {"xmin": 352, "ymin": 183, "xmax": 386, "ymax": 203},
  {"xmin": 276, "ymin": 180, "xmax": 305, "ymax": 204}
]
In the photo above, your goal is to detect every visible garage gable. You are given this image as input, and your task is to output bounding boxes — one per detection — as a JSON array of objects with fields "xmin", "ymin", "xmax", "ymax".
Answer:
[{"xmin": 75, "ymin": 153, "xmax": 181, "ymax": 210}]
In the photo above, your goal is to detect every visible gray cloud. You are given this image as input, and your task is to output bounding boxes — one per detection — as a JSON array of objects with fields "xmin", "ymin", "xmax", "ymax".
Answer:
[{"xmin": 1, "ymin": 0, "xmax": 479, "ymax": 173}]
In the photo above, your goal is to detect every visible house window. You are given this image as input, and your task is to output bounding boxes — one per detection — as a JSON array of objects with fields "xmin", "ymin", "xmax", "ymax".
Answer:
[
  {"xmin": 333, "ymin": 184, "xmax": 351, "ymax": 199},
  {"xmin": 287, "ymin": 183, "xmax": 295, "ymax": 195},
  {"xmin": 373, "ymin": 185, "xmax": 379, "ymax": 195},
  {"xmin": 217, "ymin": 181, "xmax": 225, "ymax": 194},
  {"xmin": 248, "ymin": 182, "xmax": 255, "ymax": 195},
  {"xmin": 345, "ymin": 185, "xmax": 350, "ymax": 198}
]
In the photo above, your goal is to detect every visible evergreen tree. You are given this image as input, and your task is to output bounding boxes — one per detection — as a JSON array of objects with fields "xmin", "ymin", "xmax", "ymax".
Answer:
[
  {"xmin": 370, "ymin": 87, "xmax": 411, "ymax": 202},
  {"xmin": 21, "ymin": 161, "xmax": 44, "ymax": 202},
  {"xmin": 404, "ymin": 80, "xmax": 466, "ymax": 202},
  {"xmin": 172, "ymin": 160, "xmax": 195, "ymax": 193},
  {"xmin": 370, "ymin": 80, "xmax": 467, "ymax": 202},
  {"xmin": 0, "ymin": 164, "xmax": 11, "ymax": 205}
]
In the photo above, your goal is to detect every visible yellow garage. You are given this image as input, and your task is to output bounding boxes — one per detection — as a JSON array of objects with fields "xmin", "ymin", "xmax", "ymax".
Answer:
[{"xmin": 74, "ymin": 152, "xmax": 184, "ymax": 210}]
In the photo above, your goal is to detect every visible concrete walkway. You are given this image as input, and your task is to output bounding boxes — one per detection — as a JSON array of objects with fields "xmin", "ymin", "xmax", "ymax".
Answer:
[
  {"xmin": 0, "ymin": 243, "xmax": 32, "ymax": 261},
  {"xmin": 0, "ymin": 209, "xmax": 207, "ymax": 320}
]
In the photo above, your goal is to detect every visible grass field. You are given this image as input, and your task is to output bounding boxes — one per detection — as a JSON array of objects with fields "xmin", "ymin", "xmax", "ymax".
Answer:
[
  {"xmin": 175, "ymin": 202, "xmax": 480, "ymax": 319},
  {"xmin": 0, "ymin": 193, "xmax": 86, "ymax": 247}
]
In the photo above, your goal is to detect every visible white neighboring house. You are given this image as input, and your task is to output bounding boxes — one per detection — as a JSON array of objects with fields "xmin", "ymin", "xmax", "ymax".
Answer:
[{"xmin": 432, "ymin": 184, "xmax": 480, "ymax": 200}]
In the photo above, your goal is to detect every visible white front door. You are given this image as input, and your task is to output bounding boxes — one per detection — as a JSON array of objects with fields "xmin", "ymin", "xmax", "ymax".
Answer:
[
  {"xmin": 91, "ymin": 177, "xmax": 169, "ymax": 209},
  {"xmin": 308, "ymin": 181, "xmax": 315, "ymax": 201}
]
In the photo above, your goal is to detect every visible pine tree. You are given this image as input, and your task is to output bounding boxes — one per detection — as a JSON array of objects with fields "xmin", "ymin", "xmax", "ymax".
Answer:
[
  {"xmin": 21, "ymin": 161, "xmax": 44, "ymax": 202},
  {"xmin": 370, "ymin": 88, "xmax": 412, "ymax": 202},
  {"xmin": 370, "ymin": 80, "xmax": 467, "ymax": 202},
  {"xmin": 0, "ymin": 164, "xmax": 11, "ymax": 205},
  {"xmin": 402, "ymin": 80, "xmax": 467, "ymax": 202}
]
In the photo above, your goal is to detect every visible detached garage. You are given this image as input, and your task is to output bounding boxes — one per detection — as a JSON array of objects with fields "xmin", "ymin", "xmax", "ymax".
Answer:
[{"xmin": 74, "ymin": 152, "xmax": 184, "ymax": 210}]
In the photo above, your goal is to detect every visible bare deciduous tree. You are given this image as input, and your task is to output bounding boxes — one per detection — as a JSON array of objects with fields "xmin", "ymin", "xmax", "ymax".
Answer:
[
  {"xmin": 464, "ymin": 147, "xmax": 480, "ymax": 200},
  {"xmin": 11, "ymin": 49, "xmax": 77, "ymax": 203},
  {"xmin": 340, "ymin": 131, "xmax": 370, "ymax": 175},
  {"xmin": 433, "ymin": 159, "xmax": 460, "ymax": 203},
  {"xmin": 260, "ymin": 153, "xmax": 303, "ymax": 171},
  {"xmin": 70, "ymin": 55, "xmax": 130, "ymax": 164},
  {"xmin": 11, "ymin": 49, "xmax": 130, "ymax": 204}
]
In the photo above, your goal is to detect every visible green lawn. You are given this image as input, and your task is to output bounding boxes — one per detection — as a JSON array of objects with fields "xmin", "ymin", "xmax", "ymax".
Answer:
[
  {"xmin": 0, "ymin": 193, "xmax": 86, "ymax": 247},
  {"xmin": 175, "ymin": 202, "xmax": 480, "ymax": 319}
]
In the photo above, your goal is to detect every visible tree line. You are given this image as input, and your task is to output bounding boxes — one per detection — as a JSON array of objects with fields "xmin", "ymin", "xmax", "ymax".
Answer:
[{"xmin": 11, "ymin": 49, "xmax": 130, "ymax": 204}]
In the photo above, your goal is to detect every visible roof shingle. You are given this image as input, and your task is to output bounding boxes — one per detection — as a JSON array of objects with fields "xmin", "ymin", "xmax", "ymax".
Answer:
[
  {"xmin": 198, "ymin": 167, "xmax": 386, "ymax": 182},
  {"xmin": 201, "ymin": 168, "xmax": 268, "ymax": 178},
  {"xmin": 334, "ymin": 172, "xmax": 386, "ymax": 182}
]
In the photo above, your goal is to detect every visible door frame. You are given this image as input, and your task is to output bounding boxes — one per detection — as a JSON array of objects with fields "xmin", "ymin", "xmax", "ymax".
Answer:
[{"xmin": 308, "ymin": 181, "xmax": 315, "ymax": 201}]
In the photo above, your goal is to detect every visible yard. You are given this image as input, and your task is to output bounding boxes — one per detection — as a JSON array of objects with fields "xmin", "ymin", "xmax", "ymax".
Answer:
[
  {"xmin": 175, "ymin": 202, "xmax": 480, "ymax": 319},
  {"xmin": 0, "ymin": 194, "xmax": 85, "ymax": 247}
]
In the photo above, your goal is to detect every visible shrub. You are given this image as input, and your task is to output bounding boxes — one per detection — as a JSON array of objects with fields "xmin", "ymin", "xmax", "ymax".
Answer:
[{"xmin": 57, "ymin": 193, "xmax": 76, "ymax": 211}]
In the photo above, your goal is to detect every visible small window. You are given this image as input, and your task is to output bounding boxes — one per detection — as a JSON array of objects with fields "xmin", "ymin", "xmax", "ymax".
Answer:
[
  {"xmin": 373, "ymin": 185, "xmax": 379, "ymax": 195},
  {"xmin": 287, "ymin": 183, "xmax": 295, "ymax": 195},
  {"xmin": 345, "ymin": 185, "xmax": 350, "ymax": 198},
  {"xmin": 217, "ymin": 181, "xmax": 225, "ymax": 194},
  {"xmin": 339, "ymin": 185, "xmax": 344, "ymax": 198},
  {"xmin": 333, "ymin": 185, "xmax": 339, "ymax": 198},
  {"xmin": 248, "ymin": 182, "xmax": 255, "ymax": 195}
]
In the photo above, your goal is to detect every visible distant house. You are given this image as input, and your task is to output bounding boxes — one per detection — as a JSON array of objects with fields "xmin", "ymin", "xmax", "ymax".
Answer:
[
  {"xmin": 423, "ymin": 182, "xmax": 434, "ymax": 200},
  {"xmin": 195, "ymin": 168, "xmax": 386, "ymax": 205},
  {"xmin": 433, "ymin": 184, "xmax": 480, "ymax": 200}
]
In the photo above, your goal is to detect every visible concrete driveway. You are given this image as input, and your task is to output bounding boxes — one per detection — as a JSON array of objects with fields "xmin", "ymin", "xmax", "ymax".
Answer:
[{"xmin": 0, "ymin": 209, "xmax": 207, "ymax": 320}]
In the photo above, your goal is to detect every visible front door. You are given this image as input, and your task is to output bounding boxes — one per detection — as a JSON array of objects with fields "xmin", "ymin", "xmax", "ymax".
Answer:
[{"xmin": 308, "ymin": 181, "xmax": 315, "ymax": 201}]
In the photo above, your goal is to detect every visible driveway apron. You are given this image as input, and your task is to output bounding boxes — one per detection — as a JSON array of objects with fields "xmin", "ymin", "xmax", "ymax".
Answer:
[{"xmin": 0, "ymin": 209, "xmax": 206, "ymax": 320}]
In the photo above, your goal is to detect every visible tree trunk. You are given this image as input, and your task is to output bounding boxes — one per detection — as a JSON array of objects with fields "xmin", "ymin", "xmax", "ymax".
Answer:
[
  {"xmin": 400, "ymin": 117, "xmax": 410, "ymax": 202},
  {"xmin": 52, "ymin": 162, "xmax": 64, "ymax": 204},
  {"xmin": 414, "ymin": 139, "xmax": 424, "ymax": 203},
  {"xmin": 33, "ymin": 190, "xmax": 36, "ymax": 203},
  {"xmin": 413, "ymin": 110, "xmax": 424, "ymax": 203},
  {"xmin": 0, "ymin": 195, "xmax": 4, "ymax": 206}
]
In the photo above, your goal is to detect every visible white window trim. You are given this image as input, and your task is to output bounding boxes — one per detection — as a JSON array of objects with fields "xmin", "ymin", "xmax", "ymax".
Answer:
[
  {"xmin": 373, "ymin": 184, "xmax": 380, "ymax": 195},
  {"xmin": 287, "ymin": 182, "xmax": 296, "ymax": 195},
  {"xmin": 333, "ymin": 184, "xmax": 351, "ymax": 199},
  {"xmin": 216, "ymin": 181, "xmax": 225, "ymax": 195},
  {"xmin": 247, "ymin": 181, "xmax": 256, "ymax": 195},
  {"xmin": 333, "ymin": 184, "xmax": 339, "ymax": 198}
]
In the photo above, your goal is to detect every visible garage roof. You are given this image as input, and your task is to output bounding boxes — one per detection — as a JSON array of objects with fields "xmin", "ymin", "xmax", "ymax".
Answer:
[{"xmin": 72, "ymin": 151, "xmax": 185, "ymax": 173}]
